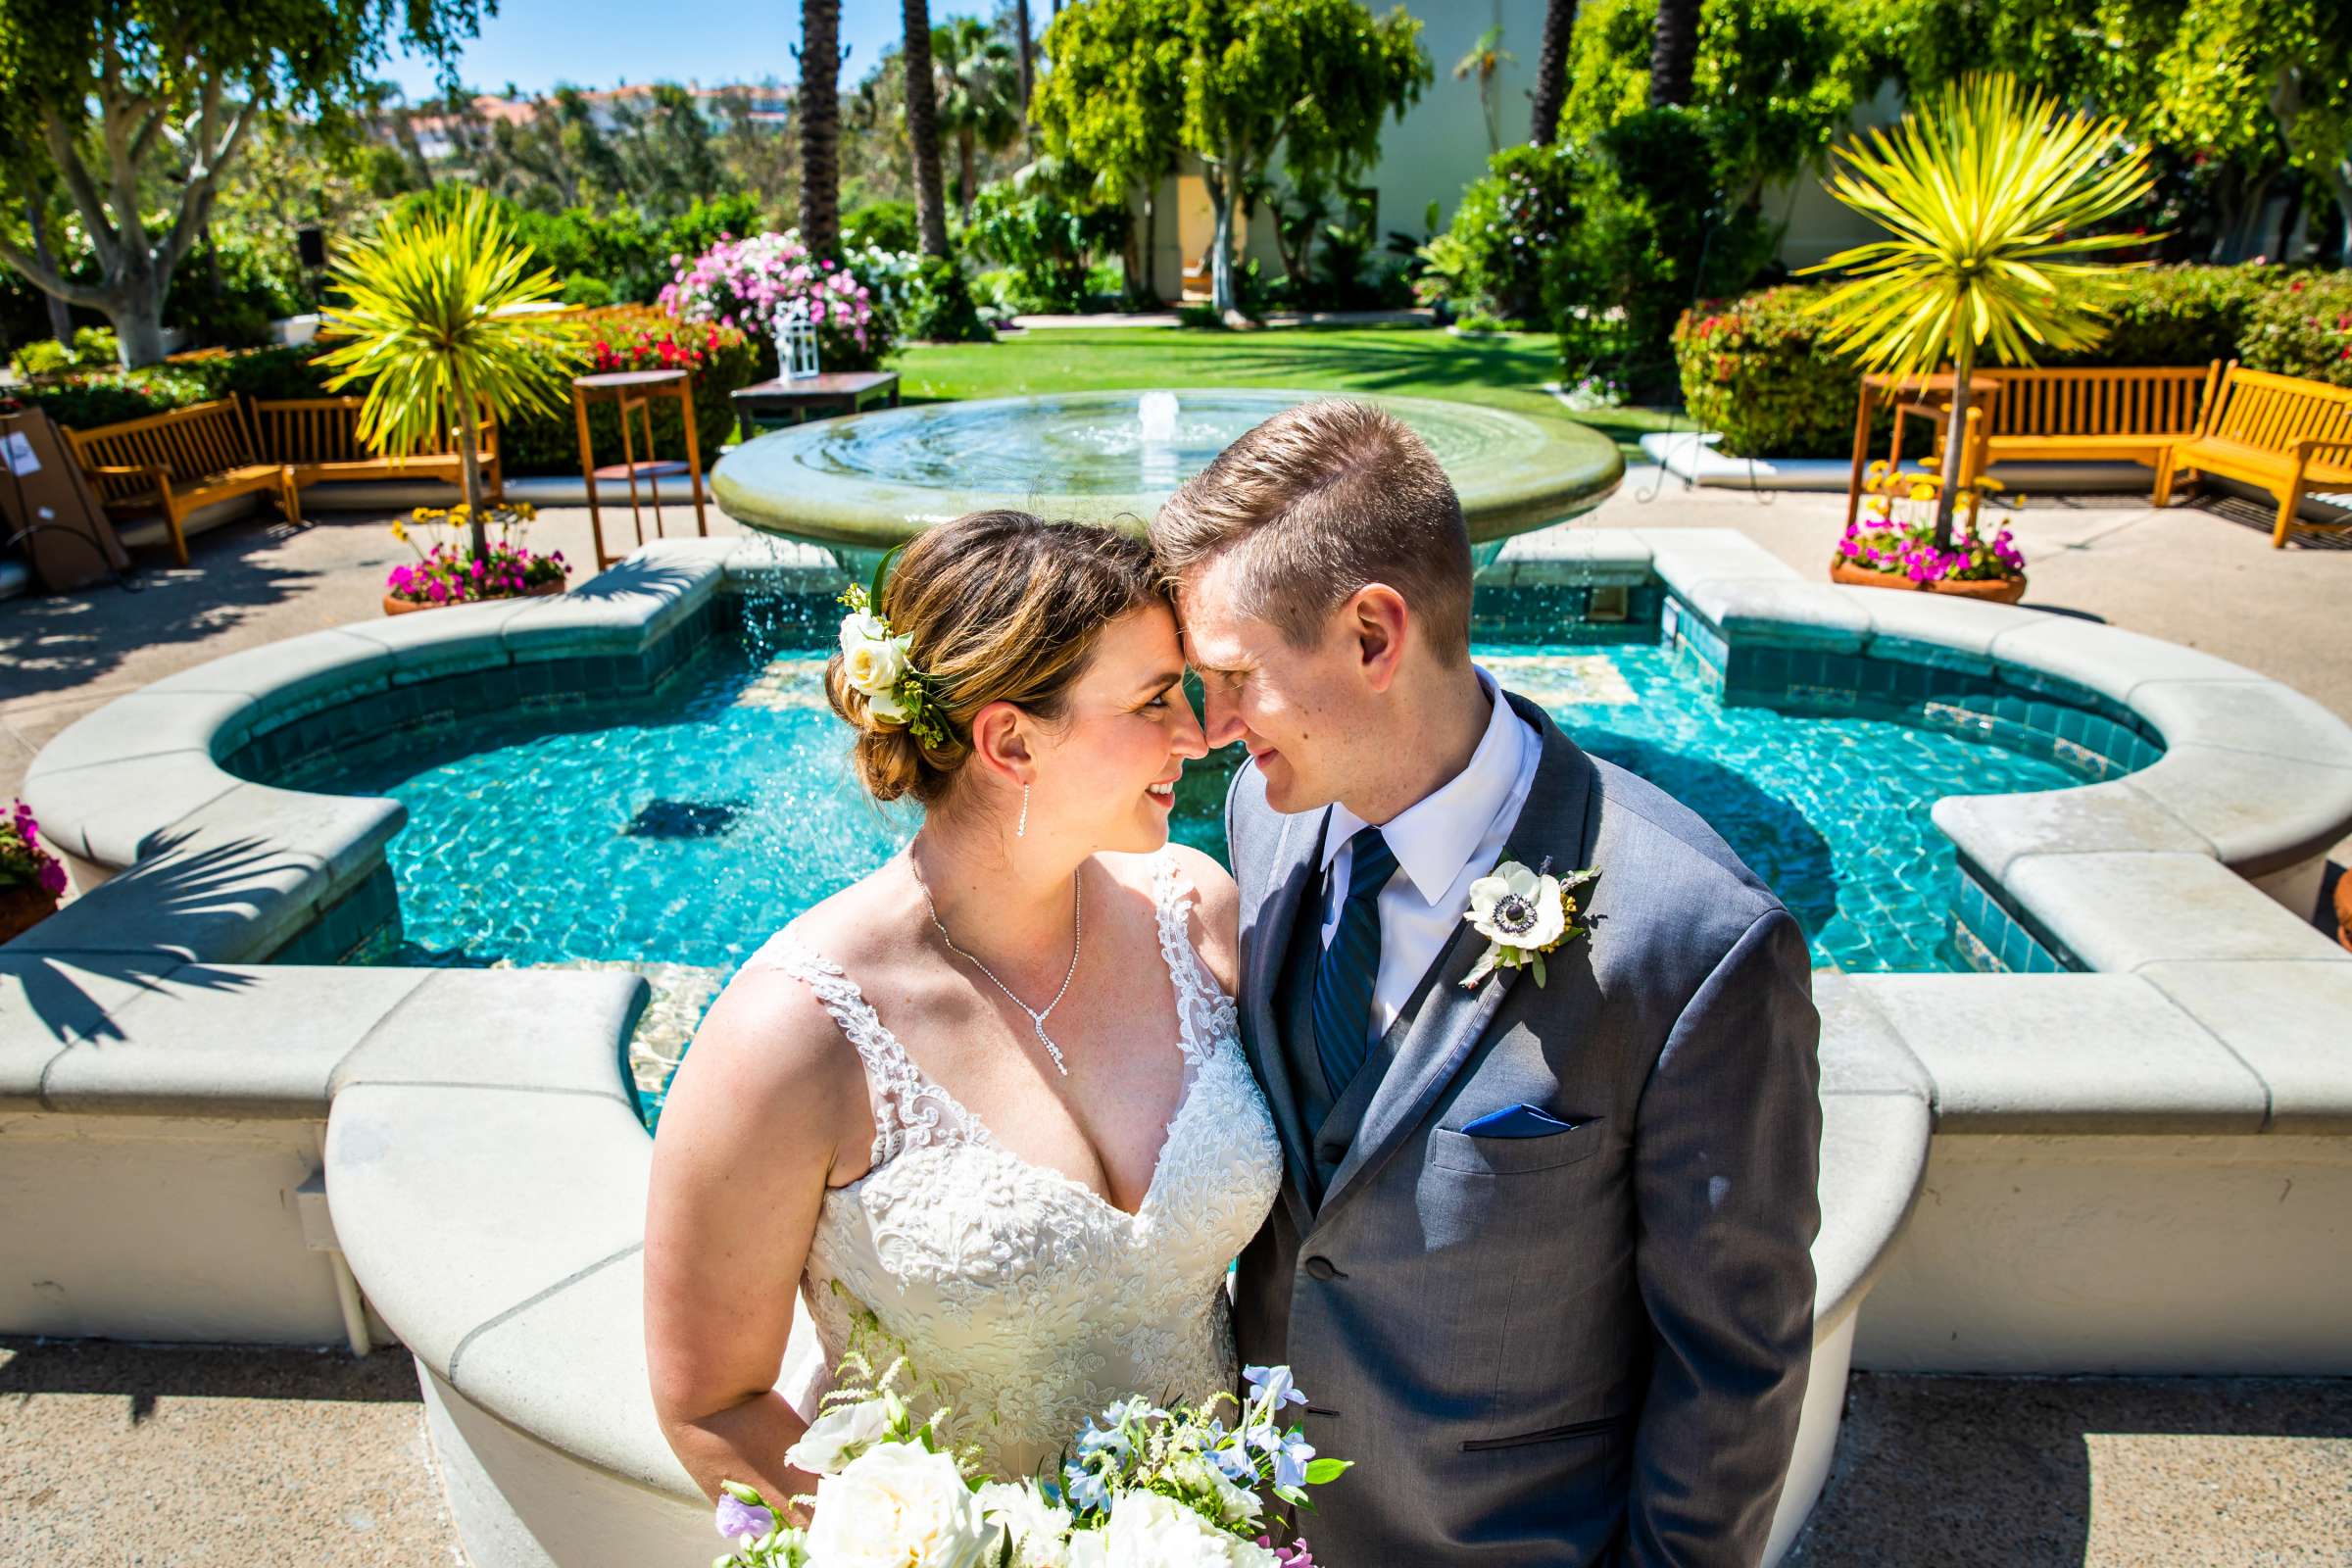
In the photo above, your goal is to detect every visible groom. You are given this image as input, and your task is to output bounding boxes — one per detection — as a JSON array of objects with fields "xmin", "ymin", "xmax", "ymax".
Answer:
[{"xmin": 1152, "ymin": 401, "xmax": 1822, "ymax": 1566}]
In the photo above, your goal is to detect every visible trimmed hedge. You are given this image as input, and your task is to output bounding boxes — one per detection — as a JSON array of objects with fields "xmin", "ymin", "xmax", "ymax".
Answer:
[
  {"xmin": 1678, "ymin": 266, "xmax": 2352, "ymax": 457},
  {"xmin": 1674, "ymin": 284, "xmax": 1871, "ymax": 459}
]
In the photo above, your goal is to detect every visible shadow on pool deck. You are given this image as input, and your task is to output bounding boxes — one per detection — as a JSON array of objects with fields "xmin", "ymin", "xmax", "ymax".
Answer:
[{"xmin": 1786, "ymin": 1372, "xmax": 2352, "ymax": 1566}]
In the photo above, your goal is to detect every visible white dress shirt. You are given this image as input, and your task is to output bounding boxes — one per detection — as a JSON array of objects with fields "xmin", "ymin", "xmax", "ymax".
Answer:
[{"xmin": 1317, "ymin": 666, "xmax": 1543, "ymax": 1044}]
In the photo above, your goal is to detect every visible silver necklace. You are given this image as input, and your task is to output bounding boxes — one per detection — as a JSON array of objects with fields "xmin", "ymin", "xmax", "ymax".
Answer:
[{"xmin": 916, "ymin": 852, "xmax": 1082, "ymax": 1076}]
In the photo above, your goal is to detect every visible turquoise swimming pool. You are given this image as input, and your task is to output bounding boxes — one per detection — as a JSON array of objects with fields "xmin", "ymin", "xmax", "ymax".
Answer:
[{"xmin": 292, "ymin": 623, "xmax": 2082, "ymax": 980}]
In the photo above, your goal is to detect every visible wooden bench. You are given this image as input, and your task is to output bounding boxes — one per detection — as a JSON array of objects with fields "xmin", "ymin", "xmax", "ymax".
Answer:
[
  {"xmin": 2157, "ymin": 364, "xmax": 2352, "ymax": 547},
  {"xmin": 62, "ymin": 400, "xmax": 299, "ymax": 566},
  {"xmin": 1899, "ymin": 365, "xmax": 2219, "ymax": 501},
  {"xmin": 249, "ymin": 396, "xmax": 502, "ymax": 500}
]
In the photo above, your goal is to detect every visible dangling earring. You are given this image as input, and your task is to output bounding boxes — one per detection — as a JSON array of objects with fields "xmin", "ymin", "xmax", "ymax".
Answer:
[{"xmin": 1017, "ymin": 783, "xmax": 1030, "ymax": 839}]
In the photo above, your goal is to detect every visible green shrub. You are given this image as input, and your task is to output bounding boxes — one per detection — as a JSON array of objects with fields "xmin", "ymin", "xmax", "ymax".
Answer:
[
  {"xmin": 562, "ymin": 275, "xmax": 616, "ymax": 307},
  {"xmin": 22, "ymin": 368, "xmax": 216, "ymax": 428},
  {"xmin": 8, "ymin": 339, "xmax": 74, "ymax": 378},
  {"xmin": 2237, "ymin": 271, "xmax": 2352, "ymax": 389},
  {"xmin": 2046, "ymin": 264, "xmax": 2273, "ymax": 368},
  {"xmin": 891, "ymin": 256, "xmax": 991, "ymax": 343},
  {"xmin": 1548, "ymin": 107, "xmax": 1777, "ymax": 395},
  {"xmin": 200, "ymin": 344, "xmax": 339, "ymax": 402},
  {"xmin": 169, "ymin": 233, "xmax": 302, "ymax": 348},
  {"xmin": 71, "ymin": 327, "xmax": 120, "ymax": 368},
  {"xmin": 1674, "ymin": 284, "xmax": 1878, "ymax": 458},
  {"xmin": 961, "ymin": 183, "xmax": 1122, "ymax": 314},
  {"xmin": 844, "ymin": 201, "xmax": 920, "ymax": 254},
  {"xmin": 1417, "ymin": 140, "xmax": 1582, "ymax": 325}
]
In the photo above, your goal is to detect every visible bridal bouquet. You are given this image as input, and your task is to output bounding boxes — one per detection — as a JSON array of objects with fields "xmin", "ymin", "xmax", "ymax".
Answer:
[{"xmin": 712, "ymin": 1353, "xmax": 1341, "ymax": 1568}]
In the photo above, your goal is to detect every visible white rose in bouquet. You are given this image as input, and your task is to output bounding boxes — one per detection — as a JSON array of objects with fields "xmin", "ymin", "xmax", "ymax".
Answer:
[
  {"xmin": 1102, "ymin": 1492, "xmax": 1279, "ymax": 1568},
  {"xmin": 804, "ymin": 1441, "xmax": 995, "ymax": 1568},
  {"xmin": 977, "ymin": 1480, "xmax": 1076, "ymax": 1568},
  {"xmin": 1168, "ymin": 1454, "xmax": 1263, "ymax": 1528},
  {"xmin": 785, "ymin": 1396, "xmax": 894, "ymax": 1477}
]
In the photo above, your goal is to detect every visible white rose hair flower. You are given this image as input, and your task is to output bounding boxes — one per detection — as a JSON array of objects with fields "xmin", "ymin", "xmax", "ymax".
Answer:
[{"xmin": 834, "ymin": 546, "xmax": 947, "ymax": 748}]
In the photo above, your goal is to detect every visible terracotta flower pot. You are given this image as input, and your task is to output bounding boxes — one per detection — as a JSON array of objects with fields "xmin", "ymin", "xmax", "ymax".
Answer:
[
  {"xmin": 1830, "ymin": 557, "xmax": 2028, "ymax": 605},
  {"xmin": 0, "ymin": 882, "xmax": 62, "ymax": 946},
  {"xmin": 2334, "ymin": 870, "xmax": 2352, "ymax": 955},
  {"xmin": 383, "ymin": 578, "xmax": 565, "ymax": 616}
]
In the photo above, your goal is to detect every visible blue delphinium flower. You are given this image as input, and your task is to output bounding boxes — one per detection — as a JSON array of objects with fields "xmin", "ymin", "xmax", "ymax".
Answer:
[
  {"xmin": 1244, "ymin": 1365, "xmax": 1307, "ymax": 1413},
  {"xmin": 1063, "ymin": 1457, "xmax": 1112, "ymax": 1514},
  {"xmin": 1250, "ymin": 1423, "xmax": 1317, "ymax": 1491}
]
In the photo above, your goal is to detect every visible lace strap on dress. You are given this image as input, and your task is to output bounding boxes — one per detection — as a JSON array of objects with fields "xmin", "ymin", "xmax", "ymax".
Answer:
[
  {"xmin": 1151, "ymin": 855, "xmax": 1233, "ymax": 1065},
  {"xmin": 740, "ymin": 934, "xmax": 950, "ymax": 1166}
]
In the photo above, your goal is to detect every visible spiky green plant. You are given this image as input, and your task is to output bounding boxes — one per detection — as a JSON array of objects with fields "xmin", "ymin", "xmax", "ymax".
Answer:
[
  {"xmin": 317, "ymin": 192, "xmax": 579, "ymax": 559},
  {"xmin": 1803, "ymin": 74, "xmax": 2157, "ymax": 548}
]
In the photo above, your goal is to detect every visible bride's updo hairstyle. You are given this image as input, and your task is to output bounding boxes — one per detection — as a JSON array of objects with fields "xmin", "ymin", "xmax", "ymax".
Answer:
[{"xmin": 825, "ymin": 510, "xmax": 1161, "ymax": 806}]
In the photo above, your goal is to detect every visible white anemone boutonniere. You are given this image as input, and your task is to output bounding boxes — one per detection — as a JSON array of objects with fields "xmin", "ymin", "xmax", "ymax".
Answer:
[{"xmin": 1461, "ymin": 857, "xmax": 1597, "ymax": 989}]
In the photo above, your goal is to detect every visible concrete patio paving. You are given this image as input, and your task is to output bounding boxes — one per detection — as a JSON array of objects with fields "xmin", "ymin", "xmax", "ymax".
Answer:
[{"xmin": 2, "ymin": 471, "xmax": 2347, "ymax": 1564}]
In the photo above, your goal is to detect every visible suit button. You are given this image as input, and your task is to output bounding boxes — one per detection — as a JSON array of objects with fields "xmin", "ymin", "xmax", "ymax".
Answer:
[{"xmin": 1303, "ymin": 1255, "xmax": 1343, "ymax": 1281}]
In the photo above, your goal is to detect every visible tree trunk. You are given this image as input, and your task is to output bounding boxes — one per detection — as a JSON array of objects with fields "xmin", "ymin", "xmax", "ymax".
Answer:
[
  {"xmin": 903, "ymin": 0, "xmax": 953, "ymax": 258},
  {"xmin": 958, "ymin": 129, "xmax": 977, "ymax": 219},
  {"xmin": 1531, "ymin": 0, "xmax": 1577, "ymax": 145},
  {"xmin": 1648, "ymin": 0, "xmax": 1700, "ymax": 109},
  {"xmin": 22, "ymin": 195, "xmax": 74, "ymax": 342},
  {"xmin": 800, "ymin": 0, "xmax": 842, "ymax": 252},
  {"xmin": 1935, "ymin": 340, "xmax": 1977, "ymax": 554},
  {"xmin": 1205, "ymin": 168, "xmax": 1239, "ymax": 319},
  {"xmin": 452, "ymin": 372, "xmax": 490, "ymax": 561},
  {"xmin": 1139, "ymin": 187, "xmax": 1158, "ymax": 307},
  {"xmin": 1016, "ymin": 0, "xmax": 1036, "ymax": 160},
  {"xmin": 2325, "ymin": 162, "xmax": 2352, "ymax": 268}
]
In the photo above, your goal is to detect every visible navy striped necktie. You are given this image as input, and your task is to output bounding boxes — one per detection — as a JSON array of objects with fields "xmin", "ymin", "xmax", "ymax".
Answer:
[{"xmin": 1313, "ymin": 826, "xmax": 1400, "ymax": 1097}]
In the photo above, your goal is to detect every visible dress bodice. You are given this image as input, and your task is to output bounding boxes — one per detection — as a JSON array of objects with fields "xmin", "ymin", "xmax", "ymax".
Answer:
[{"xmin": 742, "ymin": 854, "xmax": 1283, "ymax": 1479}]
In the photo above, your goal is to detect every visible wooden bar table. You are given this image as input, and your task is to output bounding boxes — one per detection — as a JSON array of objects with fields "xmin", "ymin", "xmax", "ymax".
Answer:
[
  {"xmin": 570, "ymin": 368, "xmax": 709, "ymax": 568},
  {"xmin": 1845, "ymin": 370, "xmax": 2003, "ymax": 528},
  {"xmin": 731, "ymin": 370, "xmax": 901, "ymax": 436}
]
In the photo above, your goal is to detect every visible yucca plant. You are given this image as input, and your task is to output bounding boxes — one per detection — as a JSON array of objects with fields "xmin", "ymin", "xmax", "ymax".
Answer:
[
  {"xmin": 317, "ymin": 192, "xmax": 579, "ymax": 560},
  {"xmin": 1803, "ymin": 74, "xmax": 2157, "ymax": 550}
]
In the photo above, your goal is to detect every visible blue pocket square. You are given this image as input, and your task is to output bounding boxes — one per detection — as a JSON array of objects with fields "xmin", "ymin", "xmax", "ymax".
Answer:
[{"xmin": 1460, "ymin": 1103, "xmax": 1579, "ymax": 1138}]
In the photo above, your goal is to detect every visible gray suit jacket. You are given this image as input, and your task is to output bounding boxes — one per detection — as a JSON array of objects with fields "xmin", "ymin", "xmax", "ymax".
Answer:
[{"xmin": 1227, "ymin": 692, "xmax": 1822, "ymax": 1567}]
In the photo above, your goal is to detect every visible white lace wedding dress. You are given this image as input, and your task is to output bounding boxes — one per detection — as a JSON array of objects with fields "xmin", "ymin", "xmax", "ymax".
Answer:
[{"xmin": 744, "ymin": 854, "xmax": 1284, "ymax": 1479}]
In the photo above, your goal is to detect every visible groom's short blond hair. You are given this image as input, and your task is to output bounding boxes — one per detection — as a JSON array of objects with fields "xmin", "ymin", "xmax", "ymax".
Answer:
[{"xmin": 1151, "ymin": 398, "xmax": 1472, "ymax": 661}]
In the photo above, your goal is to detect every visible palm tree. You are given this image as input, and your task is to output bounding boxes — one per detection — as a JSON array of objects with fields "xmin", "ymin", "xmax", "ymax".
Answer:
[
  {"xmin": 316, "ymin": 191, "xmax": 575, "ymax": 560},
  {"xmin": 931, "ymin": 17, "xmax": 1021, "ymax": 218},
  {"xmin": 1453, "ymin": 25, "xmax": 1516, "ymax": 156},
  {"xmin": 1648, "ymin": 0, "xmax": 1698, "ymax": 108},
  {"xmin": 1805, "ymin": 74, "xmax": 2156, "ymax": 549},
  {"xmin": 1015, "ymin": 0, "xmax": 1036, "ymax": 160},
  {"xmin": 799, "ymin": 0, "xmax": 843, "ymax": 252},
  {"xmin": 1530, "ymin": 0, "xmax": 1577, "ymax": 145},
  {"xmin": 902, "ymin": 0, "xmax": 952, "ymax": 257}
]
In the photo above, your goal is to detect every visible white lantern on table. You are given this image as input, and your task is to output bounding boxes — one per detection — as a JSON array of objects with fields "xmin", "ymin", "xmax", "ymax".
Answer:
[{"xmin": 775, "ymin": 301, "xmax": 820, "ymax": 381}]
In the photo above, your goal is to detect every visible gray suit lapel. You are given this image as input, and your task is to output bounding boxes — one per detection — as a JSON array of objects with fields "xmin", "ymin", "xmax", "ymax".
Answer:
[
  {"xmin": 1314, "ymin": 696, "xmax": 1598, "ymax": 1224},
  {"xmin": 1244, "ymin": 804, "xmax": 1328, "ymax": 1232}
]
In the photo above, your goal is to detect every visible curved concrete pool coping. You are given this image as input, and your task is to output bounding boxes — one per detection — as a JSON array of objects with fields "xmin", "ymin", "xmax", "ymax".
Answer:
[
  {"xmin": 709, "ymin": 389, "xmax": 1626, "ymax": 552},
  {"xmin": 8, "ymin": 528, "xmax": 2350, "ymax": 1566}
]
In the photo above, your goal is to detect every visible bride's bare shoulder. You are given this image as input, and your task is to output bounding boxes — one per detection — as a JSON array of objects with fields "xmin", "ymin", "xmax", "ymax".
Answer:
[{"xmin": 1110, "ymin": 844, "xmax": 1240, "ymax": 995}]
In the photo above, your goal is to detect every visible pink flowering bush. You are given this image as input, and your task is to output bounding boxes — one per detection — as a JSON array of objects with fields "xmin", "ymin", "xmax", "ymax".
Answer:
[
  {"xmin": 1, "ymin": 798, "xmax": 70, "ymax": 900},
  {"xmin": 386, "ymin": 502, "xmax": 568, "ymax": 608},
  {"xmin": 660, "ymin": 231, "xmax": 894, "ymax": 371}
]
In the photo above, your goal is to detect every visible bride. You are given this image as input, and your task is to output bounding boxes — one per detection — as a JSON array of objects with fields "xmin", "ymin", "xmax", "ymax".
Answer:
[{"xmin": 645, "ymin": 510, "xmax": 1283, "ymax": 1505}]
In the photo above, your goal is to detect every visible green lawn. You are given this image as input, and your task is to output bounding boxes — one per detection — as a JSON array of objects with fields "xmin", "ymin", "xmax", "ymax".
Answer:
[{"xmin": 888, "ymin": 324, "xmax": 1675, "ymax": 464}]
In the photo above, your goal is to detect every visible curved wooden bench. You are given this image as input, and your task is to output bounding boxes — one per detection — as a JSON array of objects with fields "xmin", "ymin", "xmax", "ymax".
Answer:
[
  {"xmin": 2157, "ymin": 363, "xmax": 2352, "ymax": 547},
  {"xmin": 61, "ymin": 400, "xmax": 299, "ymax": 566}
]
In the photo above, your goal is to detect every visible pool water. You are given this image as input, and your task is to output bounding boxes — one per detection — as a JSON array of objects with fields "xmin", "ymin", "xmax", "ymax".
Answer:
[{"xmin": 298, "ymin": 633, "xmax": 2078, "ymax": 979}]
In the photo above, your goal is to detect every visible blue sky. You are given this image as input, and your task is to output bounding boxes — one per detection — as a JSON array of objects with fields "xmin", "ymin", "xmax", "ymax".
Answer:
[{"xmin": 384, "ymin": 1, "xmax": 989, "ymax": 102}]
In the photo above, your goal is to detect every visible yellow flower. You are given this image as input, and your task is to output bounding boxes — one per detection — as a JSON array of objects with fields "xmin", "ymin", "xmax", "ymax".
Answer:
[
  {"xmin": 1908, "ymin": 483, "xmax": 1936, "ymax": 501},
  {"xmin": 391, "ymin": 520, "xmax": 409, "ymax": 542}
]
